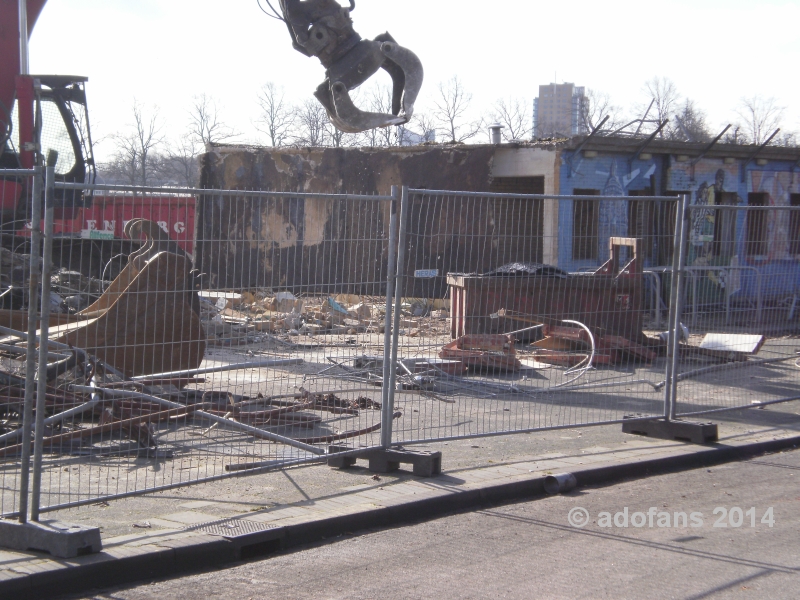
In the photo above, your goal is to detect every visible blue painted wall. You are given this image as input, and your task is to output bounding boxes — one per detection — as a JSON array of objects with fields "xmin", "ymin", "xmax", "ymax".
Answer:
[
  {"xmin": 556, "ymin": 149, "xmax": 800, "ymax": 301},
  {"xmin": 556, "ymin": 152, "xmax": 662, "ymax": 271}
]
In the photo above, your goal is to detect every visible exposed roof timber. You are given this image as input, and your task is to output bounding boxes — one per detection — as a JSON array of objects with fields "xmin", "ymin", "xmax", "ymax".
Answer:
[
  {"xmin": 741, "ymin": 129, "xmax": 781, "ymax": 182},
  {"xmin": 691, "ymin": 125, "xmax": 732, "ymax": 166},
  {"xmin": 632, "ymin": 120, "xmax": 669, "ymax": 163},
  {"xmin": 633, "ymin": 99, "xmax": 655, "ymax": 137},
  {"xmin": 572, "ymin": 133, "xmax": 800, "ymax": 162},
  {"xmin": 568, "ymin": 115, "xmax": 609, "ymax": 178}
]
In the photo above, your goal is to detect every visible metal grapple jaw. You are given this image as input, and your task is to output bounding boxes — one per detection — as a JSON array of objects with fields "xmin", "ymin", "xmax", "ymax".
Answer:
[{"xmin": 280, "ymin": 0, "xmax": 424, "ymax": 134}]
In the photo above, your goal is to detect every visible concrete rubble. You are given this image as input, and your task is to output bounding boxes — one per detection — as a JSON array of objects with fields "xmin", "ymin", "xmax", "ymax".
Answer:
[{"xmin": 200, "ymin": 291, "xmax": 450, "ymax": 346}]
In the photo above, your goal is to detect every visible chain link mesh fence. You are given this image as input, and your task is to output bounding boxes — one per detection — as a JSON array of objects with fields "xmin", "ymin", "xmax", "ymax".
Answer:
[
  {"xmin": 3, "ymin": 178, "xmax": 398, "ymax": 516},
  {"xmin": 387, "ymin": 190, "xmax": 675, "ymax": 446},
  {"xmin": 0, "ymin": 168, "xmax": 40, "ymax": 518},
  {"xmin": 4, "ymin": 179, "xmax": 800, "ymax": 520},
  {"xmin": 671, "ymin": 203, "xmax": 800, "ymax": 417}
]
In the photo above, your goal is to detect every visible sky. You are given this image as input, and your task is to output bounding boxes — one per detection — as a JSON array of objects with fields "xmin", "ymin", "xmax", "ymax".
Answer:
[{"xmin": 26, "ymin": 0, "xmax": 800, "ymax": 160}]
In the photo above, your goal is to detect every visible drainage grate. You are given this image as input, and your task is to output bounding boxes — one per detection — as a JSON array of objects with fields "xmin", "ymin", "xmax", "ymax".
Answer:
[{"xmin": 184, "ymin": 518, "xmax": 278, "ymax": 538}]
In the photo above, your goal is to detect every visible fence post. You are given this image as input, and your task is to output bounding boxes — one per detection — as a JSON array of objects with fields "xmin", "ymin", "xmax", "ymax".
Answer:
[
  {"xmin": 381, "ymin": 186, "xmax": 400, "ymax": 449},
  {"xmin": 18, "ymin": 168, "xmax": 43, "ymax": 523},
  {"xmin": 663, "ymin": 194, "xmax": 690, "ymax": 421},
  {"xmin": 30, "ymin": 165, "xmax": 55, "ymax": 521},
  {"xmin": 385, "ymin": 186, "xmax": 410, "ymax": 446}
]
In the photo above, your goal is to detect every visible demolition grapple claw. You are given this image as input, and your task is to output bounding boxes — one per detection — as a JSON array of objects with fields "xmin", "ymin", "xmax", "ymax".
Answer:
[{"xmin": 278, "ymin": 0, "xmax": 424, "ymax": 133}]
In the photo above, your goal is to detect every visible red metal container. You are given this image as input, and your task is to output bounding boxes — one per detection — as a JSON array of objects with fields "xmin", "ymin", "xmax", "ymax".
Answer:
[{"xmin": 448, "ymin": 238, "xmax": 649, "ymax": 345}]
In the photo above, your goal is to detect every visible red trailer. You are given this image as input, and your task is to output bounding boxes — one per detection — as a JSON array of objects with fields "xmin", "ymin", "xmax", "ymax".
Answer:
[{"xmin": 23, "ymin": 194, "xmax": 197, "ymax": 255}]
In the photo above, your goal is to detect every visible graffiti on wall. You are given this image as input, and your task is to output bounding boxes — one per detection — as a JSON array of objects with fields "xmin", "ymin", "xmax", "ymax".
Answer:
[
  {"xmin": 561, "ymin": 155, "xmax": 657, "ymax": 267},
  {"xmin": 669, "ymin": 160, "xmax": 800, "ymax": 303},
  {"xmin": 750, "ymin": 170, "xmax": 799, "ymax": 261}
]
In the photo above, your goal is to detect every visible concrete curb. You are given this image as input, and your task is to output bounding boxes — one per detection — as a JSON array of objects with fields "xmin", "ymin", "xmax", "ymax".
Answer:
[{"xmin": 6, "ymin": 433, "xmax": 800, "ymax": 599}]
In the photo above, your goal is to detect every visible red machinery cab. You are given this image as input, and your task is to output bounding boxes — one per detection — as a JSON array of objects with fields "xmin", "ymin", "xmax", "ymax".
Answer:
[{"xmin": 1, "ymin": 75, "xmax": 96, "ymax": 233}]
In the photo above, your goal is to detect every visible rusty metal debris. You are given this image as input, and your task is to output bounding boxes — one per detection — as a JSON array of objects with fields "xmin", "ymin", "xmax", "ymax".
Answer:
[
  {"xmin": 440, "ymin": 335, "xmax": 522, "ymax": 373},
  {"xmin": 0, "ymin": 228, "xmax": 402, "ymax": 462}
]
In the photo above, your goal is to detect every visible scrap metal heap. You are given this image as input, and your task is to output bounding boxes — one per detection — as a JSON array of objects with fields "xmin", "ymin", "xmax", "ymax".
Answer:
[
  {"xmin": 0, "ymin": 219, "xmax": 394, "ymax": 460},
  {"xmin": 276, "ymin": 0, "xmax": 423, "ymax": 132}
]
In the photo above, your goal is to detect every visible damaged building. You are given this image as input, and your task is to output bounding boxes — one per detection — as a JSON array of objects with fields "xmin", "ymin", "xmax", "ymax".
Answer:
[{"xmin": 197, "ymin": 137, "xmax": 800, "ymax": 304}]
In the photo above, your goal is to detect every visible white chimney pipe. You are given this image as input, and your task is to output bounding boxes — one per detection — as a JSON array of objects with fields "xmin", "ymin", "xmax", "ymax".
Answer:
[{"xmin": 488, "ymin": 123, "xmax": 504, "ymax": 145}]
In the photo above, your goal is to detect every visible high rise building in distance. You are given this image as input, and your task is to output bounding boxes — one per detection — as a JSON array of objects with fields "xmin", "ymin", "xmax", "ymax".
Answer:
[{"xmin": 533, "ymin": 83, "xmax": 588, "ymax": 139}]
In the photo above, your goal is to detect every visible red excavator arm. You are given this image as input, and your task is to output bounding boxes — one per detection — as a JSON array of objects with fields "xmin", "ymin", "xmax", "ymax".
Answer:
[{"xmin": 0, "ymin": 0, "xmax": 48, "ymax": 159}]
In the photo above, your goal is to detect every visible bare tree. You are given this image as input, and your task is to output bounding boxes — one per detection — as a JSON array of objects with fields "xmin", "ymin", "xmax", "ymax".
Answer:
[
  {"xmin": 672, "ymin": 99, "xmax": 711, "ymax": 143},
  {"xmin": 736, "ymin": 96, "xmax": 785, "ymax": 145},
  {"xmin": 106, "ymin": 101, "xmax": 164, "ymax": 185},
  {"xmin": 492, "ymin": 97, "xmax": 530, "ymax": 142},
  {"xmin": 780, "ymin": 131, "xmax": 797, "ymax": 147},
  {"xmin": 413, "ymin": 113, "xmax": 436, "ymax": 142},
  {"xmin": 580, "ymin": 89, "xmax": 622, "ymax": 132},
  {"xmin": 256, "ymin": 82, "xmax": 296, "ymax": 147},
  {"xmin": 641, "ymin": 77, "xmax": 680, "ymax": 136},
  {"xmin": 433, "ymin": 76, "xmax": 481, "ymax": 143},
  {"xmin": 101, "ymin": 145, "xmax": 139, "ymax": 185},
  {"xmin": 161, "ymin": 135, "xmax": 200, "ymax": 186},
  {"xmin": 294, "ymin": 99, "xmax": 329, "ymax": 147},
  {"xmin": 398, "ymin": 113, "xmax": 436, "ymax": 146},
  {"xmin": 722, "ymin": 125, "xmax": 748, "ymax": 146},
  {"xmin": 327, "ymin": 123, "xmax": 363, "ymax": 148},
  {"xmin": 369, "ymin": 85, "xmax": 399, "ymax": 147},
  {"xmin": 189, "ymin": 93, "xmax": 238, "ymax": 148}
]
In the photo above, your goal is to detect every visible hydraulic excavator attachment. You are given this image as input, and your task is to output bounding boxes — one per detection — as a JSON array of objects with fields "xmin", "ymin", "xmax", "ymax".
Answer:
[{"xmin": 272, "ymin": 0, "xmax": 424, "ymax": 133}]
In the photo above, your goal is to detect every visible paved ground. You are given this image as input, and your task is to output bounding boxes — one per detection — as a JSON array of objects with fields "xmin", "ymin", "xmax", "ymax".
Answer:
[
  {"xmin": 7, "ymin": 331, "xmax": 797, "ymax": 524},
  {"xmin": 68, "ymin": 446, "xmax": 800, "ymax": 600},
  {"xmin": 31, "ymin": 398, "xmax": 800, "ymax": 539},
  {"xmin": 1, "ymin": 403, "xmax": 799, "ymax": 598}
]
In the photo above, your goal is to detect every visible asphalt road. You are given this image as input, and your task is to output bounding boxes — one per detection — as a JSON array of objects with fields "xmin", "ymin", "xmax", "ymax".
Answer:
[{"xmin": 71, "ymin": 447, "xmax": 800, "ymax": 600}]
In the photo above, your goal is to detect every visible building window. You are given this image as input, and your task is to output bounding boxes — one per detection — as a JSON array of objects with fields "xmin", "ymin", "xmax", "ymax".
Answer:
[
  {"xmin": 746, "ymin": 193, "xmax": 768, "ymax": 258},
  {"xmin": 489, "ymin": 177, "xmax": 545, "ymax": 265},
  {"xmin": 790, "ymin": 195, "xmax": 800, "ymax": 256},
  {"xmin": 573, "ymin": 189, "xmax": 599, "ymax": 261}
]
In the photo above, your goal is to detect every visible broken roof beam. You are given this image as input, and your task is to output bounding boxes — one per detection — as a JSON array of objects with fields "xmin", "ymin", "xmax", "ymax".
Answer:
[
  {"xmin": 691, "ymin": 124, "xmax": 732, "ymax": 166},
  {"xmin": 689, "ymin": 124, "xmax": 733, "ymax": 181},
  {"xmin": 627, "ymin": 120, "xmax": 669, "ymax": 173},
  {"xmin": 741, "ymin": 128, "xmax": 781, "ymax": 182},
  {"xmin": 568, "ymin": 115, "xmax": 610, "ymax": 178}
]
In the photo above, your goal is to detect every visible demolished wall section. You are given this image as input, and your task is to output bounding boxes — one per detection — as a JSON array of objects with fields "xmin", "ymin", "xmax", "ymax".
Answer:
[{"xmin": 197, "ymin": 145, "xmax": 497, "ymax": 291}]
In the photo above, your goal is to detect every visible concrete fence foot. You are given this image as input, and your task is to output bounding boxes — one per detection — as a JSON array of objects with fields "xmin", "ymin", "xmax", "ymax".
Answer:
[
  {"xmin": 0, "ymin": 520, "xmax": 102, "ymax": 559},
  {"xmin": 622, "ymin": 416, "xmax": 719, "ymax": 444},
  {"xmin": 328, "ymin": 446, "xmax": 442, "ymax": 477}
]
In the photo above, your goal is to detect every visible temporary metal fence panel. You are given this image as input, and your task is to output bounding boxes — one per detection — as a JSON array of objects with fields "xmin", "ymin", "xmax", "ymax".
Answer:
[
  {"xmin": 670, "ymin": 202, "xmax": 800, "ymax": 418},
  {"xmin": 0, "ymin": 167, "xmax": 41, "ymax": 519},
  {"xmin": 386, "ymin": 189, "xmax": 679, "ymax": 446},
  {"xmin": 9, "ymin": 177, "xmax": 798, "ymax": 520},
  {"xmin": 3, "ymin": 177, "xmax": 397, "ymax": 517}
]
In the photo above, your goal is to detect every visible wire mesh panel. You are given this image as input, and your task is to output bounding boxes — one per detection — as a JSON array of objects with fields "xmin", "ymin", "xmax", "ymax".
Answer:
[
  {"xmin": 388, "ymin": 190, "xmax": 675, "ymax": 446},
  {"xmin": 4, "ymin": 182, "xmax": 396, "ymax": 515},
  {"xmin": 0, "ymin": 168, "xmax": 40, "ymax": 518},
  {"xmin": 672, "ymin": 204, "xmax": 800, "ymax": 417}
]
